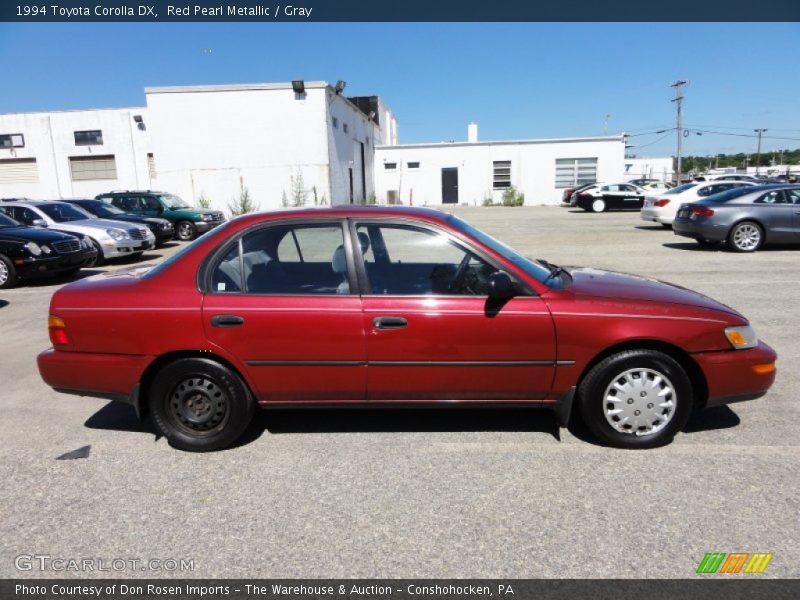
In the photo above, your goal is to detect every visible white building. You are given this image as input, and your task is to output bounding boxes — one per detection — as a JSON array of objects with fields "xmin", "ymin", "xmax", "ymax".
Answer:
[
  {"xmin": 622, "ymin": 157, "xmax": 674, "ymax": 182},
  {"xmin": 0, "ymin": 80, "xmax": 397, "ymax": 210},
  {"xmin": 374, "ymin": 125, "xmax": 626, "ymax": 206}
]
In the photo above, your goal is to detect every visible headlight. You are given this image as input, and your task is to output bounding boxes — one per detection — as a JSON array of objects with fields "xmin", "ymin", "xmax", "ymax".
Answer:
[
  {"xmin": 201, "ymin": 214, "xmax": 214, "ymax": 221},
  {"xmin": 106, "ymin": 228, "xmax": 129, "ymax": 240},
  {"xmin": 159, "ymin": 222, "xmax": 171, "ymax": 230},
  {"xmin": 24, "ymin": 241, "xmax": 42, "ymax": 256},
  {"xmin": 82, "ymin": 236, "xmax": 93, "ymax": 248},
  {"xmin": 725, "ymin": 325, "xmax": 758, "ymax": 350},
  {"xmin": 41, "ymin": 245, "xmax": 52, "ymax": 254}
]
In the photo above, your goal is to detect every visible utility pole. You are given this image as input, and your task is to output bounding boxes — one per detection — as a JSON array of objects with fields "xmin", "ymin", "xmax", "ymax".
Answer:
[
  {"xmin": 753, "ymin": 129, "xmax": 767, "ymax": 175},
  {"xmin": 671, "ymin": 80, "xmax": 687, "ymax": 184}
]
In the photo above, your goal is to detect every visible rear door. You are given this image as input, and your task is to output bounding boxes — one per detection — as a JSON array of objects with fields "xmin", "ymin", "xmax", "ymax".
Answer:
[
  {"xmin": 354, "ymin": 219, "xmax": 556, "ymax": 401},
  {"xmin": 752, "ymin": 189, "xmax": 793, "ymax": 242},
  {"xmin": 202, "ymin": 220, "xmax": 367, "ymax": 401}
]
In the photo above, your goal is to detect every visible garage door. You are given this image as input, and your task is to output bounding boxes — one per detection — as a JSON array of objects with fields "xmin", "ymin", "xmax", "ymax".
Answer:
[{"xmin": 0, "ymin": 158, "xmax": 39, "ymax": 184}]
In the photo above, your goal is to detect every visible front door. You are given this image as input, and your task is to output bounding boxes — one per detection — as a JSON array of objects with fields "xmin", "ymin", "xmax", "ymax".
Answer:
[
  {"xmin": 441, "ymin": 168, "xmax": 458, "ymax": 204},
  {"xmin": 353, "ymin": 220, "xmax": 556, "ymax": 401},
  {"xmin": 202, "ymin": 220, "xmax": 366, "ymax": 401},
  {"xmin": 785, "ymin": 188, "xmax": 800, "ymax": 238}
]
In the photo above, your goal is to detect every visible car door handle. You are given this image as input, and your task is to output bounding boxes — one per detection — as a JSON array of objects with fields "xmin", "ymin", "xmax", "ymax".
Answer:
[
  {"xmin": 373, "ymin": 316, "xmax": 408, "ymax": 330},
  {"xmin": 211, "ymin": 315, "xmax": 245, "ymax": 328}
]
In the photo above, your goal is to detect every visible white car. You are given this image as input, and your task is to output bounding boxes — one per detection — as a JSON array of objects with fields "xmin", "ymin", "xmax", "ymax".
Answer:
[
  {"xmin": 572, "ymin": 182, "xmax": 648, "ymax": 212},
  {"xmin": 0, "ymin": 200, "xmax": 156, "ymax": 265},
  {"xmin": 640, "ymin": 181, "xmax": 756, "ymax": 226}
]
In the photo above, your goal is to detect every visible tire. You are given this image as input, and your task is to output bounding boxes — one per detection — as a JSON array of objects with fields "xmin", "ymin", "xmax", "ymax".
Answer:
[
  {"xmin": 591, "ymin": 199, "xmax": 606, "ymax": 213},
  {"xmin": 0, "ymin": 254, "xmax": 18, "ymax": 289},
  {"xmin": 88, "ymin": 240, "xmax": 105, "ymax": 267},
  {"xmin": 578, "ymin": 349, "xmax": 693, "ymax": 449},
  {"xmin": 728, "ymin": 221, "xmax": 763, "ymax": 252},
  {"xmin": 148, "ymin": 358, "xmax": 256, "ymax": 452},
  {"xmin": 131, "ymin": 251, "xmax": 144, "ymax": 259},
  {"xmin": 661, "ymin": 223, "xmax": 672, "ymax": 229},
  {"xmin": 176, "ymin": 221, "xmax": 197, "ymax": 241}
]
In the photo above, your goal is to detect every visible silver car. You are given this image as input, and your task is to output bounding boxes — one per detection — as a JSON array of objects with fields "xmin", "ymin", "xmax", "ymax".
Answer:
[
  {"xmin": 672, "ymin": 185, "xmax": 800, "ymax": 252},
  {"xmin": 0, "ymin": 200, "xmax": 156, "ymax": 265}
]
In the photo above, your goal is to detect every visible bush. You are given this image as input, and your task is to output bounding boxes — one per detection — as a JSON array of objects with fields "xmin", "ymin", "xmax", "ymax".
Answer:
[
  {"xmin": 227, "ymin": 182, "xmax": 259, "ymax": 217},
  {"xmin": 501, "ymin": 186, "xmax": 525, "ymax": 207},
  {"xmin": 482, "ymin": 196, "xmax": 494, "ymax": 207},
  {"xmin": 197, "ymin": 193, "xmax": 211, "ymax": 208}
]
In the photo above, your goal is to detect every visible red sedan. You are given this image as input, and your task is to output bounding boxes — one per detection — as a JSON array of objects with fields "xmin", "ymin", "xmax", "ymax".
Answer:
[{"xmin": 37, "ymin": 207, "xmax": 777, "ymax": 451}]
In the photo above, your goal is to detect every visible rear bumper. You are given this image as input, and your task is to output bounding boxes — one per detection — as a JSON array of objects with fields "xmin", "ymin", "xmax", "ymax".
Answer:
[
  {"xmin": 37, "ymin": 349, "xmax": 151, "ymax": 410},
  {"xmin": 640, "ymin": 207, "xmax": 673, "ymax": 224},
  {"xmin": 673, "ymin": 218, "xmax": 728, "ymax": 242},
  {"xmin": 694, "ymin": 341, "xmax": 778, "ymax": 408}
]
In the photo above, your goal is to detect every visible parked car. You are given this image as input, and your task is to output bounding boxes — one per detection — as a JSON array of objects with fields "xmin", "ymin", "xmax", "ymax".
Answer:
[
  {"xmin": 710, "ymin": 174, "xmax": 760, "ymax": 182},
  {"xmin": 573, "ymin": 183, "xmax": 646, "ymax": 212},
  {"xmin": 673, "ymin": 184, "xmax": 800, "ymax": 252},
  {"xmin": 0, "ymin": 212, "xmax": 96, "ymax": 288},
  {"xmin": 37, "ymin": 206, "xmax": 776, "ymax": 451},
  {"xmin": 63, "ymin": 199, "xmax": 174, "ymax": 246},
  {"xmin": 641, "ymin": 181, "xmax": 756, "ymax": 227},
  {"xmin": 96, "ymin": 191, "xmax": 225, "ymax": 241},
  {"xmin": 629, "ymin": 179, "xmax": 672, "ymax": 190},
  {"xmin": 561, "ymin": 182, "xmax": 596, "ymax": 205},
  {"xmin": 0, "ymin": 200, "xmax": 156, "ymax": 266}
]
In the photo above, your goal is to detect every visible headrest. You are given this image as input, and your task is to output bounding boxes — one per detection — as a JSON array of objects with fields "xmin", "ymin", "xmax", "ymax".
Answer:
[
  {"xmin": 357, "ymin": 231, "xmax": 371, "ymax": 253},
  {"xmin": 332, "ymin": 245, "xmax": 347, "ymax": 273}
]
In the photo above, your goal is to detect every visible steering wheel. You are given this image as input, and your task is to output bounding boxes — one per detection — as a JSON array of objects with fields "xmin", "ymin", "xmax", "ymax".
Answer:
[{"xmin": 447, "ymin": 253, "xmax": 472, "ymax": 293}]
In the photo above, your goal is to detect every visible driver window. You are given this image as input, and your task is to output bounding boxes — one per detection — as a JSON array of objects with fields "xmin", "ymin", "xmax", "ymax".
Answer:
[
  {"xmin": 356, "ymin": 223, "xmax": 495, "ymax": 296},
  {"xmin": 756, "ymin": 191, "xmax": 785, "ymax": 204}
]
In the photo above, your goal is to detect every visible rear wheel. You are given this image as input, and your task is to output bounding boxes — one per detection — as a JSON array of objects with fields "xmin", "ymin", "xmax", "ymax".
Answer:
[
  {"xmin": 591, "ymin": 199, "xmax": 606, "ymax": 213},
  {"xmin": 0, "ymin": 254, "xmax": 18, "ymax": 289},
  {"xmin": 148, "ymin": 358, "xmax": 256, "ymax": 452},
  {"xmin": 728, "ymin": 221, "xmax": 763, "ymax": 252},
  {"xmin": 578, "ymin": 349, "xmax": 693, "ymax": 449}
]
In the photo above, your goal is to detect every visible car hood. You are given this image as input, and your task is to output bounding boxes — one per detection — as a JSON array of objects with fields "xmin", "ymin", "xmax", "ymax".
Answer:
[
  {"xmin": 0, "ymin": 226, "xmax": 77, "ymax": 244},
  {"xmin": 565, "ymin": 267, "xmax": 742, "ymax": 316}
]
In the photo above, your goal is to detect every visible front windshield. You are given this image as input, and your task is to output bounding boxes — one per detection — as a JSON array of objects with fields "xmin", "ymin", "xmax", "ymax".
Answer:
[
  {"xmin": 665, "ymin": 183, "xmax": 697, "ymax": 195},
  {"xmin": 0, "ymin": 213, "xmax": 20, "ymax": 227},
  {"xmin": 37, "ymin": 203, "xmax": 92, "ymax": 222},
  {"xmin": 446, "ymin": 214, "xmax": 565, "ymax": 289},
  {"xmin": 86, "ymin": 202, "xmax": 125, "ymax": 217},
  {"xmin": 159, "ymin": 194, "xmax": 192, "ymax": 210}
]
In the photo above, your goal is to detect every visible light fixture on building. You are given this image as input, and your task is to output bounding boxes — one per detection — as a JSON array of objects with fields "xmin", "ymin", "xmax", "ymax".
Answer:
[
  {"xmin": 292, "ymin": 80, "xmax": 305, "ymax": 94},
  {"xmin": 334, "ymin": 80, "xmax": 346, "ymax": 94},
  {"xmin": 133, "ymin": 114, "xmax": 145, "ymax": 130},
  {"xmin": 367, "ymin": 110, "xmax": 376, "ymax": 122}
]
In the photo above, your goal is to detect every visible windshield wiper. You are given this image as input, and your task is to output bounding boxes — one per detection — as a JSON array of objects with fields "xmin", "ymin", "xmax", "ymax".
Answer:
[{"xmin": 536, "ymin": 258, "xmax": 567, "ymax": 284}]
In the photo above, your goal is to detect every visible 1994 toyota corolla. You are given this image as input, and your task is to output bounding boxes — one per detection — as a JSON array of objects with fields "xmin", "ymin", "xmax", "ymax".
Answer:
[{"xmin": 37, "ymin": 207, "xmax": 777, "ymax": 451}]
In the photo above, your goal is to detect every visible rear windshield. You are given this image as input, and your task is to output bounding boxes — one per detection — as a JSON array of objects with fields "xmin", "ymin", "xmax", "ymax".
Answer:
[
  {"xmin": 142, "ymin": 221, "xmax": 233, "ymax": 279},
  {"xmin": 664, "ymin": 183, "xmax": 697, "ymax": 194},
  {"xmin": 704, "ymin": 186, "xmax": 764, "ymax": 203}
]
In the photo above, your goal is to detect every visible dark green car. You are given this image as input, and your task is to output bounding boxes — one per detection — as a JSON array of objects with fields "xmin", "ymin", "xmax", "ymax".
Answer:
[{"xmin": 96, "ymin": 191, "xmax": 226, "ymax": 241}]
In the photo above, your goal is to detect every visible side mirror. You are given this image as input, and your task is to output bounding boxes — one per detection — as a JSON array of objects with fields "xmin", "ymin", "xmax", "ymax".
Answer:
[
  {"xmin": 488, "ymin": 271, "xmax": 516, "ymax": 301},
  {"xmin": 32, "ymin": 219, "xmax": 47, "ymax": 227}
]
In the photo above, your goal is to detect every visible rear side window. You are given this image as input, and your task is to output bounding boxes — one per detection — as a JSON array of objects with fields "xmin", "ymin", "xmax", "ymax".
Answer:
[
  {"xmin": 210, "ymin": 223, "xmax": 350, "ymax": 295},
  {"xmin": 755, "ymin": 190, "xmax": 787, "ymax": 204}
]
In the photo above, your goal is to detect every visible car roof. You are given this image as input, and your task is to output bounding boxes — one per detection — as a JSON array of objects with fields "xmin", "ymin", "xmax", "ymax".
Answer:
[{"xmin": 229, "ymin": 205, "xmax": 452, "ymax": 225}]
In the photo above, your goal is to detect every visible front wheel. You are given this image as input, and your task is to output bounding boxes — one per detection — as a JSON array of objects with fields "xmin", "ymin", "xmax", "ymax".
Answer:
[
  {"xmin": 728, "ymin": 221, "xmax": 763, "ymax": 252},
  {"xmin": 0, "ymin": 254, "xmax": 18, "ymax": 289},
  {"xmin": 148, "ymin": 358, "xmax": 256, "ymax": 452},
  {"xmin": 591, "ymin": 199, "xmax": 606, "ymax": 213},
  {"xmin": 176, "ymin": 221, "xmax": 197, "ymax": 241},
  {"xmin": 578, "ymin": 350, "xmax": 693, "ymax": 449},
  {"xmin": 87, "ymin": 240, "xmax": 105, "ymax": 267}
]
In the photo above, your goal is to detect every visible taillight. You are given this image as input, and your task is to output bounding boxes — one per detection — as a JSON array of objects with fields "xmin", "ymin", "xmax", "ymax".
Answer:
[
  {"xmin": 48, "ymin": 315, "xmax": 70, "ymax": 346},
  {"xmin": 654, "ymin": 198, "xmax": 670, "ymax": 207},
  {"xmin": 691, "ymin": 206, "xmax": 715, "ymax": 217}
]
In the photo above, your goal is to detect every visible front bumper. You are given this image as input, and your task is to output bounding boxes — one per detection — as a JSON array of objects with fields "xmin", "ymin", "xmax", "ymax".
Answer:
[
  {"xmin": 101, "ymin": 238, "xmax": 156, "ymax": 259},
  {"xmin": 693, "ymin": 341, "xmax": 777, "ymax": 408},
  {"xmin": 15, "ymin": 249, "xmax": 96, "ymax": 278},
  {"xmin": 195, "ymin": 220, "xmax": 224, "ymax": 234}
]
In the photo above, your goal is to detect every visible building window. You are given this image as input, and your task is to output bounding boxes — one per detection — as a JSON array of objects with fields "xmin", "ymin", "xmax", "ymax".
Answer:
[
  {"xmin": 69, "ymin": 155, "xmax": 117, "ymax": 181},
  {"xmin": 147, "ymin": 153, "xmax": 157, "ymax": 179},
  {"xmin": 407, "ymin": 162, "xmax": 420, "ymax": 169},
  {"xmin": 0, "ymin": 158, "xmax": 38, "ymax": 183},
  {"xmin": 384, "ymin": 163, "xmax": 397, "ymax": 170},
  {"xmin": 0, "ymin": 134, "xmax": 25, "ymax": 148},
  {"xmin": 332, "ymin": 117, "xmax": 339, "ymax": 129},
  {"xmin": 555, "ymin": 158, "xmax": 598, "ymax": 188},
  {"xmin": 74, "ymin": 130, "xmax": 103, "ymax": 146},
  {"xmin": 343, "ymin": 123, "xmax": 349, "ymax": 134},
  {"xmin": 492, "ymin": 161, "xmax": 511, "ymax": 189}
]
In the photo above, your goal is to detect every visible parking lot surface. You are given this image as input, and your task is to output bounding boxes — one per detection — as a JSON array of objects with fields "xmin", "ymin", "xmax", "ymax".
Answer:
[{"xmin": 0, "ymin": 207, "xmax": 797, "ymax": 578}]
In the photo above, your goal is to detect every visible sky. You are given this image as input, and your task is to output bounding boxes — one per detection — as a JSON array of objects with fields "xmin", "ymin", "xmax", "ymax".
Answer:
[{"xmin": 1, "ymin": 22, "xmax": 799, "ymax": 158}]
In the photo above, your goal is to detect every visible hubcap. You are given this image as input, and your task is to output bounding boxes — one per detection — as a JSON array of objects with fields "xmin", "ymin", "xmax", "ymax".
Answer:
[
  {"xmin": 593, "ymin": 199, "xmax": 605, "ymax": 212},
  {"xmin": 0, "ymin": 261, "xmax": 8, "ymax": 285},
  {"xmin": 169, "ymin": 377, "xmax": 229, "ymax": 434},
  {"xmin": 733, "ymin": 224, "xmax": 760, "ymax": 250},
  {"xmin": 178, "ymin": 223, "xmax": 193, "ymax": 240},
  {"xmin": 603, "ymin": 368, "xmax": 676, "ymax": 436}
]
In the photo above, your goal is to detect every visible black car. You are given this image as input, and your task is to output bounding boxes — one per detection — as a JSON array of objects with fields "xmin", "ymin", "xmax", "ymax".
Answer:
[
  {"xmin": 673, "ymin": 184, "xmax": 800, "ymax": 252},
  {"xmin": 0, "ymin": 212, "xmax": 97, "ymax": 289},
  {"xmin": 63, "ymin": 199, "xmax": 174, "ymax": 246}
]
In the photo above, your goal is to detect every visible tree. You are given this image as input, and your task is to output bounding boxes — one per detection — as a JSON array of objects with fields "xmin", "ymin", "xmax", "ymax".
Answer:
[
  {"xmin": 227, "ymin": 181, "xmax": 258, "ymax": 217},
  {"xmin": 290, "ymin": 169, "xmax": 308, "ymax": 207}
]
